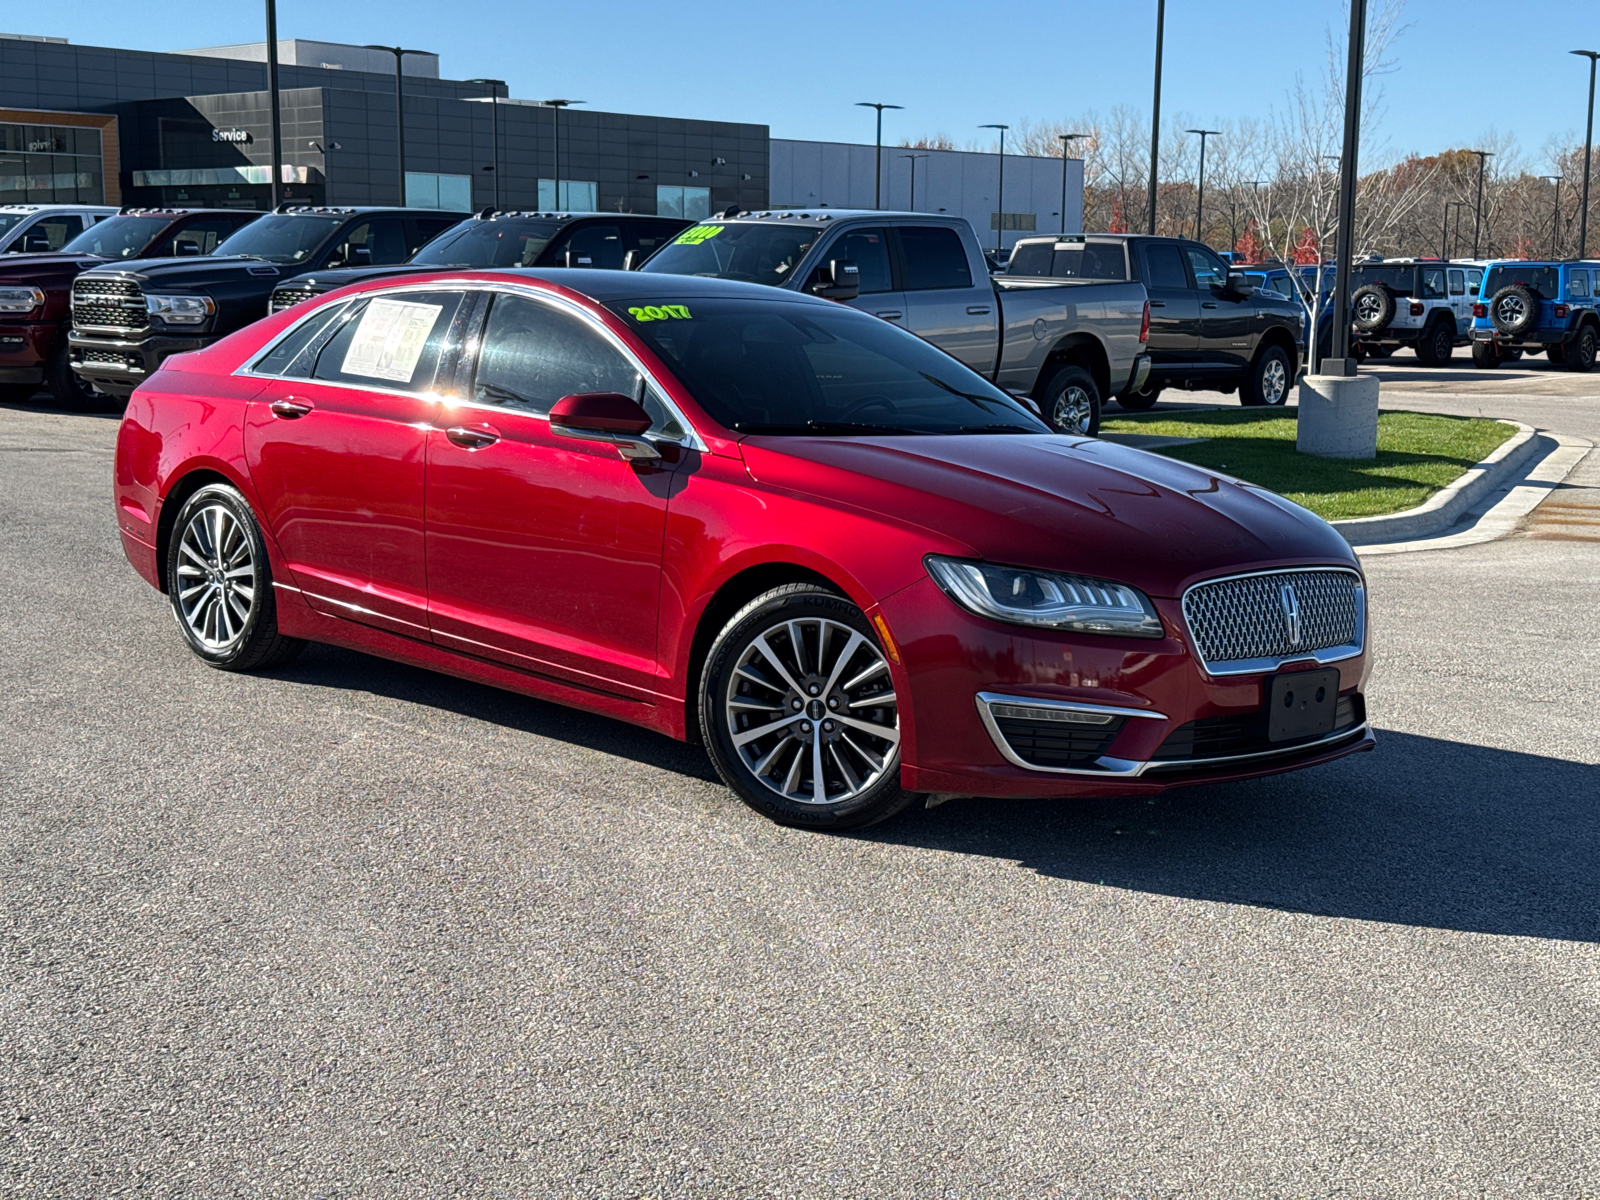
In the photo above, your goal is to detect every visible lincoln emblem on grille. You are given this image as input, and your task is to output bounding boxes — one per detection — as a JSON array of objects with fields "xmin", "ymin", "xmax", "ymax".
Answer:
[{"xmin": 1279, "ymin": 583, "xmax": 1302, "ymax": 646}]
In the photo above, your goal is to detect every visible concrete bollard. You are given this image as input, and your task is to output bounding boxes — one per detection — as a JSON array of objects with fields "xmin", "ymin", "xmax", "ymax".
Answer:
[{"xmin": 1297, "ymin": 368, "xmax": 1379, "ymax": 459}]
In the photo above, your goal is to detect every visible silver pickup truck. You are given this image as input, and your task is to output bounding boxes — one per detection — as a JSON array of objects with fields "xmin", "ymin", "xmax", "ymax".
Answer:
[{"xmin": 637, "ymin": 210, "xmax": 1150, "ymax": 436}]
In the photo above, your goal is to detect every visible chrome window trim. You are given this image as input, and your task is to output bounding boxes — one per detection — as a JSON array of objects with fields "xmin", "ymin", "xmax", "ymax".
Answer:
[
  {"xmin": 1180, "ymin": 565, "xmax": 1365, "ymax": 678},
  {"xmin": 233, "ymin": 277, "xmax": 707, "ymax": 452}
]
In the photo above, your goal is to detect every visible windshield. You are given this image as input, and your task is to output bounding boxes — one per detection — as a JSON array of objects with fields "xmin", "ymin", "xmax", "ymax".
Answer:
[
  {"xmin": 639, "ymin": 222, "xmax": 825, "ymax": 286},
  {"xmin": 411, "ymin": 218, "xmax": 564, "ymax": 267},
  {"xmin": 608, "ymin": 297, "xmax": 1050, "ymax": 436},
  {"xmin": 61, "ymin": 215, "xmax": 171, "ymax": 259},
  {"xmin": 1483, "ymin": 265, "xmax": 1560, "ymax": 299},
  {"xmin": 212, "ymin": 214, "xmax": 345, "ymax": 263},
  {"xmin": 1352, "ymin": 265, "xmax": 1414, "ymax": 295},
  {"xmin": 0, "ymin": 213, "xmax": 29, "ymax": 239}
]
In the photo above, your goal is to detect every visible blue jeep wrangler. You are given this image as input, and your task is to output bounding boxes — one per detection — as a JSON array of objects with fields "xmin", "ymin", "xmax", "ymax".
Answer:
[{"xmin": 1470, "ymin": 260, "xmax": 1600, "ymax": 371}]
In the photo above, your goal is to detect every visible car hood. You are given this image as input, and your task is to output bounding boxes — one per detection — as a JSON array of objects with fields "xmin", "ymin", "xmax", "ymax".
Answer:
[
  {"xmin": 83, "ymin": 256, "xmax": 291, "ymax": 289},
  {"xmin": 291, "ymin": 263, "xmax": 450, "ymax": 291},
  {"xmin": 739, "ymin": 434, "xmax": 1356, "ymax": 598},
  {"xmin": 0, "ymin": 252, "xmax": 106, "ymax": 284}
]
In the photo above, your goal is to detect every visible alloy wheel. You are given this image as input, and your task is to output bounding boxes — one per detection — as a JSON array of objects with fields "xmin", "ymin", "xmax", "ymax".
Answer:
[
  {"xmin": 1496, "ymin": 296, "xmax": 1526, "ymax": 325},
  {"xmin": 1261, "ymin": 357, "xmax": 1288, "ymax": 404},
  {"xmin": 1356, "ymin": 294, "xmax": 1381, "ymax": 323},
  {"xmin": 1052, "ymin": 386, "xmax": 1095, "ymax": 434},
  {"xmin": 723, "ymin": 616, "xmax": 899, "ymax": 806},
  {"xmin": 175, "ymin": 502, "xmax": 256, "ymax": 651}
]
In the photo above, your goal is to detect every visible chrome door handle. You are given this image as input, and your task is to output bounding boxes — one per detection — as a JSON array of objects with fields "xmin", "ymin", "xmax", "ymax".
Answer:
[
  {"xmin": 1202, "ymin": 302, "xmax": 1219, "ymax": 309},
  {"xmin": 875, "ymin": 310, "xmax": 903, "ymax": 320},
  {"xmin": 269, "ymin": 398, "xmax": 312, "ymax": 418},
  {"xmin": 966, "ymin": 306, "xmax": 992, "ymax": 315},
  {"xmin": 1148, "ymin": 300, "xmax": 1166, "ymax": 308},
  {"xmin": 445, "ymin": 425, "xmax": 499, "ymax": 449}
]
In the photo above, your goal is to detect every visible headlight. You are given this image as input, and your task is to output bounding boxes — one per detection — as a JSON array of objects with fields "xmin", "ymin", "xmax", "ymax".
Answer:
[
  {"xmin": 145, "ymin": 294, "xmax": 216, "ymax": 324},
  {"xmin": 926, "ymin": 556, "xmax": 1164, "ymax": 638},
  {"xmin": 0, "ymin": 286, "xmax": 45, "ymax": 314}
]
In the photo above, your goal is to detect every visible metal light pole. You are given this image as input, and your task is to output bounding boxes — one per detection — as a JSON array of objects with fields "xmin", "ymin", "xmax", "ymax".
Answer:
[
  {"xmin": 899, "ymin": 153, "xmax": 928, "ymax": 211},
  {"xmin": 856, "ymin": 102, "xmax": 903, "ymax": 210},
  {"xmin": 1445, "ymin": 201, "xmax": 1468, "ymax": 258},
  {"xmin": 1572, "ymin": 51, "xmax": 1599, "ymax": 257},
  {"xmin": 1186, "ymin": 128, "xmax": 1220, "ymax": 243},
  {"xmin": 1057, "ymin": 133, "xmax": 1087, "ymax": 233},
  {"xmin": 1469, "ymin": 150, "xmax": 1494, "ymax": 257},
  {"xmin": 1326, "ymin": 0, "xmax": 1366, "ymax": 372},
  {"xmin": 540, "ymin": 100, "xmax": 584, "ymax": 209},
  {"xmin": 980, "ymin": 124, "xmax": 1009, "ymax": 251},
  {"xmin": 1147, "ymin": 0, "xmax": 1164, "ymax": 234},
  {"xmin": 1542, "ymin": 175, "xmax": 1564, "ymax": 257},
  {"xmin": 265, "ymin": 0, "xmax": 283, "ymax": 209},
  {"xmin": 467, "ymin": 79, "xmax": 506, "ymax": 210},
  {"xmin": 363, "ymin": 45, "xmax": 427, "ymax": 204}
]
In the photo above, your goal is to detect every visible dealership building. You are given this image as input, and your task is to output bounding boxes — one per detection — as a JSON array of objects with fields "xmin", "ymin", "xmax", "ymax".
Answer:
[{"xmin": 0, "ymin": 32, "xmax": 1080, "ymax": 245}]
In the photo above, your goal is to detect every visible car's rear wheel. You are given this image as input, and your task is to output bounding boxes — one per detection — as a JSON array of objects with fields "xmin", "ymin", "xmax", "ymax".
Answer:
[
  {"xmin": 47, "ymin": 339, "xmax": 109, "ymax": 412},
  {"xmin": 1471, "ymin": 341, "xmax": 1502, "ymax": 369},
  {"xmin": 1415, "ymin": 319, "xmax": 1454, "ymax": 366},
  {"xmin": 1040, "ymin": 364, "xmax": 1101, "ymax": 437},
  {"xmin": 1240, "ymin": 344, "xmax": 1292, "ymax": 406},
  {"xmin": 165, "ymin": 483, "xmax": 305, "ymax": 672},
  {"xmin": 1563, "ymin": 324, "xmax": 1597, "ymax": 373},
  {"xmin": 1116, "ymin": 383, "xmax": 1162, "ymax": 411},
  {"xmin": 700, "ymin": 584, "xmax": 914, "ymax": 831}
]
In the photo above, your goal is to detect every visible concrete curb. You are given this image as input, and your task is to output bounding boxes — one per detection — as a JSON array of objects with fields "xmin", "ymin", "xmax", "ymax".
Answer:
[{"xmin": 1332, "ymin": 420, "xmax": 1539, "ymax": 546}]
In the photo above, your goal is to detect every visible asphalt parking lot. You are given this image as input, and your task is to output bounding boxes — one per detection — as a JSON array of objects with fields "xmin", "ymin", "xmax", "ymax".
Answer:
[{"xmin": 3, "ymin": 375, "xmax": 1598, "ymax": 1196}]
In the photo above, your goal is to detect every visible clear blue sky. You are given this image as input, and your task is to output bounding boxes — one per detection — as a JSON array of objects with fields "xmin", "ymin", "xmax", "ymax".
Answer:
[{"xmin": 12, "ymin": 0, "xmax": 1598, "ymax": 170}]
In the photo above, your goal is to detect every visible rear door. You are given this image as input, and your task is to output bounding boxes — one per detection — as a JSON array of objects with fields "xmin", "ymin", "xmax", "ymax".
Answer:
[
  {"xmin": 1135, "ymin": 240, "xmax": 1200, "ymax": 367},
  {"xmin": 1447, "ymin": 268, "xmax": 1470, "ymax": 336},
  {"xmin": 808, "ymin": 225, "xmax": 906, "ymax": 331},
  {"xmin": 894, "ymin": 224, "xmax": 999, "ymax": 375}
]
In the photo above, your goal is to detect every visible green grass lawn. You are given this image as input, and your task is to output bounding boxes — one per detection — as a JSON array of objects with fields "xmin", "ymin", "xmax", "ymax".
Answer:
[{"xmin": 1099, "ymin": 408, "xmax": 1516, "ymax": 521}]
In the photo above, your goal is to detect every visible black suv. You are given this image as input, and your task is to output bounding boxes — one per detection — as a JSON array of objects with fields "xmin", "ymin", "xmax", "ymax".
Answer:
[
  {"xmin": 267, "ymin": 210, "xmax": 692, "ymax": 314},
  {"xmin": 69, "ymin": 205, "xmax": 466, "ymax": 399},
  {"xmin": 1006, "ymin": 233, "xmax": 1304, "ymax": 408}
]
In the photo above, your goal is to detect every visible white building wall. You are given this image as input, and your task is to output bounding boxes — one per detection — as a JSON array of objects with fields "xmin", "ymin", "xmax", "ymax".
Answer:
[{"xmin": 770, "ymin": 139, "xmax": 1083, "ymax": 249}]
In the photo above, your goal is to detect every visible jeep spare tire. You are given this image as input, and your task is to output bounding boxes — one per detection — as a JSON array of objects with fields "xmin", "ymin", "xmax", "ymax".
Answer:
[
  {"xmin": 1351, "ymin": 283, "xmax": 1396, "ymax": 333},
  {"xmin": 1489, "ymin": 284, "xmax": 1539, "ymax": 337}
]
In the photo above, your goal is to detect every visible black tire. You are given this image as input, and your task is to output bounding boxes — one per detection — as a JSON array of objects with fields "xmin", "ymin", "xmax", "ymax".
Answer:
[
  {"xmin": 47, "ymin": 338, "xmax": 111, "ymax": 412},
  {"xmin": 699, "ymin": 584, "xmax": 916, "ymax": 831},
  {"xmin": 1367, "ymin": 343, "xmax": 1394, "ymax": 358},
  {"xmin": 1470, "ymin": 341, "xmax": 1502, "ymax": 369},
  {"xmin": 1116, "ymin": 383, "xmax": 1162, "ymax": 411},
  {"xmin": 1414, "ymin": 319, "xmax": 1454, "ymax": 367},
  {"xmin": 1504, "ymin": 347, "xmax": 1524, "ymax": 360},
  {"xmin": 1547, "ymin": 342, "xmax": 1567, "ymax": 365},
  {"xmin": 1351, "ymin": 283, "xmax": 1396, "ymax": 333},
  {"xmin": 1038, "ymin": 364, "xmax": 1101, "ymax": 437},
  {"xmin": 1562, "ymin": 324, "xmax": 1597, "ymax": 373},
  {"xmin": 1240, "ymin": 343, "xmax": 1293, "ymax": 407},
  {"xmin": 1488, "ymin": 284, "xmax": 1540, "ymax": 336},
  {"xmin": 164, "ymin": 483, "xmax": 305, "ymax": 672}
]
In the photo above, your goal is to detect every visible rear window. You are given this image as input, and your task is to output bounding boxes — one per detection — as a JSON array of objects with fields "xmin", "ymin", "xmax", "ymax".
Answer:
[
  {"xmin": 1005, "ymin": 242, "xmax": 1053, "ymax": 276},
  {"xmin": 1352, "ymin": 266, "xmax": 1414, "ymax": 295},
  {"xmin": 1051, "ymin": 241, "xmax": 1126, "ymax": 280},
  {"xmin": 1483, "ymin": 265, "xmax": 1560, "ymax": 299}
]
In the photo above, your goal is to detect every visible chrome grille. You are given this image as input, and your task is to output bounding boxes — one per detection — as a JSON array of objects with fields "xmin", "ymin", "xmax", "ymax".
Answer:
[
  {"xmin": 1181, "ymin": 568, "xmax": 1363, "ymax": 675},
  {"xmin": 72, "ymin": 276, "xmax": 146, "ymax": 332},
  {"xmin": 269, "ymin": 285, "xmax": 317, "ymax": 314}
]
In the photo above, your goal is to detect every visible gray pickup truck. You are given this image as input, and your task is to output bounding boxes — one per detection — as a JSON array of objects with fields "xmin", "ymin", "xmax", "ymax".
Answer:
[{"xmin": 638, "ymin": 210, "xmax": 1149, "ymax": 436}]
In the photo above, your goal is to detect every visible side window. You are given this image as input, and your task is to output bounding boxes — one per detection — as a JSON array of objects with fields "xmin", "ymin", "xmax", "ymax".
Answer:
[
  {"xmin": 624, "ymin": 221, "xmax": 687, "ymax": 261},
  {"xmin": 251, "ymin": 301, "xmax": 353, "ymax": 377},
  {"xmin": 1467, "ymin": 268, "xmax": 1483, "ymax": 294},
  {"xmin": 310, "ymin": 290, "xmax": 466, "ymax": 393},
  {"xmin": 1142, "ymin": 243, "xmax": 1189, "ymax": 289},
  {"xmin": 472, "ymin": 293, "xmax": 639, "ymax": 415},
  {"xmin": 1448, "ymin": 269, "xmax": 1465, "ymax": 297},
  {"xmin": 1184, "ymin": 245, "xmax": 1227, "ymax": 290},
  {"xmin": 817, "ymin": 227, "xmax": 893, "ymax": 294},
  {"xmin": 409, "ymin": 217, "xmax": 458, "ymax": 256},
  {"xmin": 548, "ymin": 223, "xmax": 626, "ymax": 269},
  {"xmin": 1420, "ymin": 268, "xmax": 1446, "ymax": 299},
  {"xmin": 165, "ymin": 217, "xmax": 240, "ymax": 257},
  {"xmin": 325, "ymin": 219, "xmax": 410, "ymax": 268},
  {"xmin": 897, "ymin": 226, "xmax": 973, "ymax": 291},
  {"xmin": 21, "ymin": 216, "xmax": 77, "ymax": 252},
  {"xmin": 1569, "ymin": 270, "xmax": 1590, "ymax": 299}
]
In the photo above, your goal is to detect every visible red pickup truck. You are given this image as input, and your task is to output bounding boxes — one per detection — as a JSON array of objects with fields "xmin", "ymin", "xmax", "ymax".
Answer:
[{"xmin": 0, "ymin": 208, "xmax": 259, "ymax": 411}]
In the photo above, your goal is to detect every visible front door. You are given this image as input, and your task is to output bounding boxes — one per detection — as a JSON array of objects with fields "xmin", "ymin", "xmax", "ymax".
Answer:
[
  {"xmin": 424, "ymin": 289, "xmax": 679, "ymax": 700},
  {"xmin": 813, "ymin": 225, "xmax": 907, "ymax": 333},
  {"xmin": 243, "ymin": 289, "xmax": 469, "ymax": 638},
  {"xmin": 1186, "ymin": 242, "xmax": 1255, "ymax": 371},
  {"xmin": 895, "ymin": 224, "xmax": 999, "ymax": 375}
]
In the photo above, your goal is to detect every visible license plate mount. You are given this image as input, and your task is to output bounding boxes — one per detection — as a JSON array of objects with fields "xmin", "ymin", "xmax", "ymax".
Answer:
[{"xmin": 1267, "ymin": 668, "xmax": 1340, "ymax": 743}]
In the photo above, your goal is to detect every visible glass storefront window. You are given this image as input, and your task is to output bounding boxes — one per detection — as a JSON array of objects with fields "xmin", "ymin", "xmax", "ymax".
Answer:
[
  {"xmin": 536, "ymin": 179, "xmax": 598, "ymax": 211},
  {"xmin": 404, "ymin": 172, "xmax": 472, "ymax": 211},
  {"xmin": 0, "ymin": 123, "xmax": 103, "ymax": 203},
  {"xmin": 656, "ymin": 185, "xmax": 711, "ymax": 220}
]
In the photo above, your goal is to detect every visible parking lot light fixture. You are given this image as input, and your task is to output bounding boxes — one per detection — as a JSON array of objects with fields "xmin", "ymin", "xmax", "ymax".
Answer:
[
  {"xmin": 363, "ymin": 46, "xmax": 429, "ymax": 204},
  {"xmin": 1572, "ymin": 51, "xmax": 1600, "ymax": 257},
  {"xmin": 467, "ymin": 79, "xmax": 507, "ymax": 210},
  {"xmin": 265, "ymin": 0, "xmax": 283, "ymax": 210},
  {"xmin": 1186, "ymin": 129, "xmax": 1220, "ymax": 243},
  {"xmin": 1057, "ymin": 134, "xmax": 1088, "ymax": 233},
  {"xmin": 980, "ymin": 124, "xmax": 1009, "ymax": 251},
  {"xmin": 1469, "ymin": 150, "xmax": 1494, "ymax": 258},
  {"xmin": 1542, "ymin": 175, "xmax": 1564, "ymax": 258},
  {"xmin": 899, "ymin": 153, "xmax": 928, "ymax": 211},
  {"xmin": 856, "ymin": 102, "xmax": 903, "ymax": 210},
  {"xmin": 540, "ymin": 100, "xmax": 585, "ymax": 210}
]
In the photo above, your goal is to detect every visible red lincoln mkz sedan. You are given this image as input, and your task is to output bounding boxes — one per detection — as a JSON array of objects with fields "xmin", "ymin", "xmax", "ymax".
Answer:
[{"xmin": 114, "ymin": 269, "xmax": 1373, "ymax": 829}]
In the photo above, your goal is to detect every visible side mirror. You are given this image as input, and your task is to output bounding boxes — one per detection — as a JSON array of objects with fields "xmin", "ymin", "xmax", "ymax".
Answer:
[
  {"xmin": 623, "ymin": 249, "xmax": 642, "ymax": 271},
  {"xmin": 1225, "ymin": 272, "xmax": 1255, "ymax": 296},
  {"xmin": 548, "ymin": 392, "xmax": 661, "ymax": 462},
  {"xmin": 810, "ymin": 258, "xmax": 860, "ymax": 301}
]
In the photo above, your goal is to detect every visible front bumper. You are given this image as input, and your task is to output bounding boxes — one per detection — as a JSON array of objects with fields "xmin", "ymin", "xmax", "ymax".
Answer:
[
  {"xmin": 0, "ymin": 320, "xmax": 57, "ymax": 385},
  {"xmin": 68, "ymin": 330, "xmax": 212, "ymax": 397},
  {"xmin": 880, "ymin": 576, "xmax": 1371, "ymax": 799}
]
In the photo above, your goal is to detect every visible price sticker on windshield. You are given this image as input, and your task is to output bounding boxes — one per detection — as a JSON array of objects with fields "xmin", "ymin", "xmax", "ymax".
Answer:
[
  {"xmin": 627, "ymin": 304, "xmax": 692, "ymax": 322},
  {"xmin": 673, "ymin": 225, "xmax": 723, "ymax": 246}
]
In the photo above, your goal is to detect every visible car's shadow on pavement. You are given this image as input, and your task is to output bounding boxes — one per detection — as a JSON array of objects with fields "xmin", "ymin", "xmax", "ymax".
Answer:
[{"xmin": 864, "ymin": 732, "xmax": 1600, "ymax": 943}]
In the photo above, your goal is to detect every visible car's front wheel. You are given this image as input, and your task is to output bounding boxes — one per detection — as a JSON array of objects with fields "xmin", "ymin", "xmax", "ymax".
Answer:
[
  {"xmin": 47, "ymin": 339, "xmax": 111, "ymax": 412},
  {"xmin": 1040, "ymin": 364, "xmax": 1101, "ymax": 437},
  {"xmin": 700, "ymin": 584, "xmax": 914, "ymax": 830},
  {"xmin": 165, "ymin": 483, "xmax": 305, "ymax": 672}
]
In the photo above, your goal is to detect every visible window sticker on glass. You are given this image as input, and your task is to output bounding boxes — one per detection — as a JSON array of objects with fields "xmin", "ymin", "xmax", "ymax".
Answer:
[
  {"xmin": 627, "ymin": 304, "xmax": 692, "ymax": 321},
  {"xmin": 340, "ymin": 298, "xmax": 443, "ymax": 383},
  {"xmin": 673, "ymin": 224, "xmax": 724, "ymax": 246}
]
